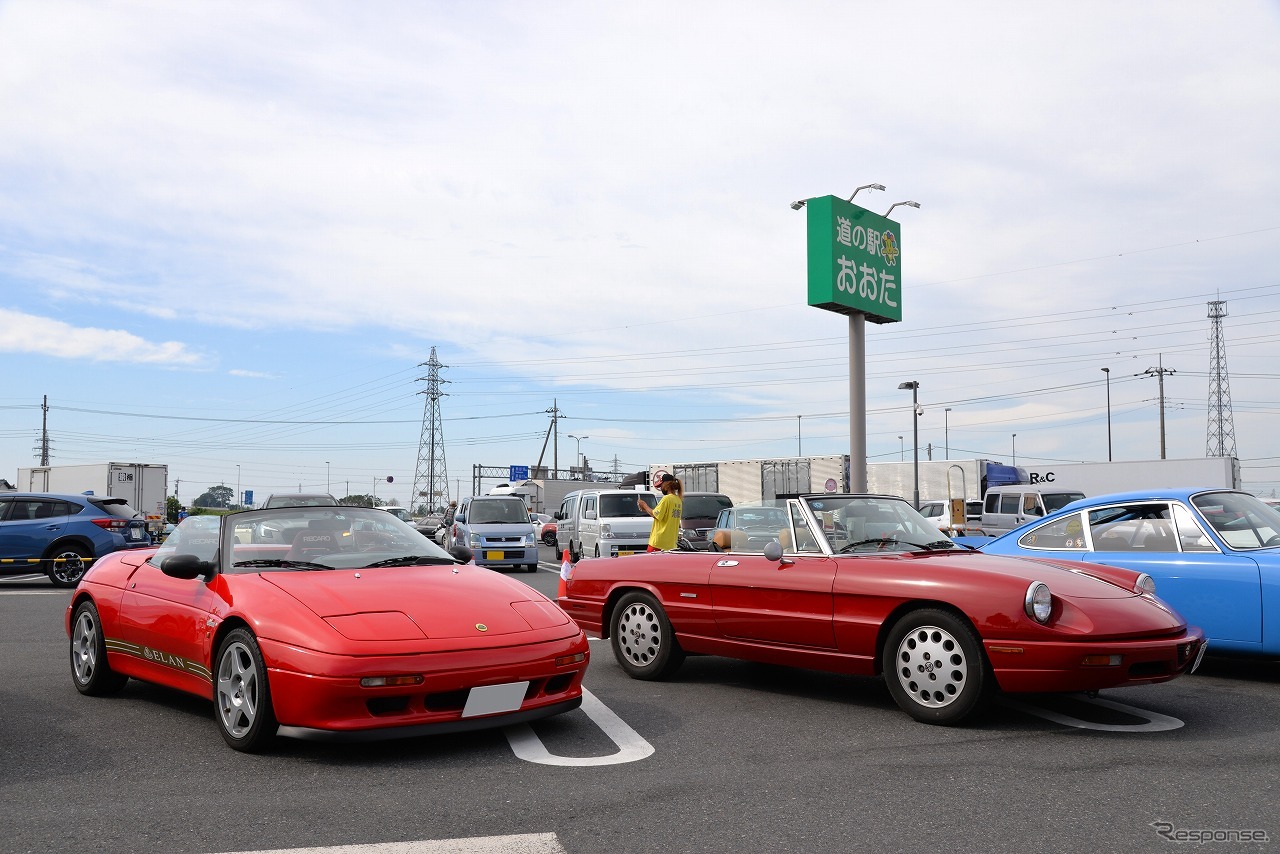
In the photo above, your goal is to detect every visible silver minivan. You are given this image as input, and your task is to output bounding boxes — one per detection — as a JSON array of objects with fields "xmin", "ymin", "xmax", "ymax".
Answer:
[
  {"xmin": 980, "ymin": 486, "xmax": 1085, "ymax": 537},
  {"xmin": 556, "ymin": 488, "xmax": 658, "ymax": 560},
  {"xmin": 451, "ymin": 495, "xmax": 539, "ymax": 572}
]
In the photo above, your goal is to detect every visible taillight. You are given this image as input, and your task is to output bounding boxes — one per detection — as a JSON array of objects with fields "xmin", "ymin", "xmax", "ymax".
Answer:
[{"xmin": 92, "ymin": 518, "xmax": 128, "ymax": 530}]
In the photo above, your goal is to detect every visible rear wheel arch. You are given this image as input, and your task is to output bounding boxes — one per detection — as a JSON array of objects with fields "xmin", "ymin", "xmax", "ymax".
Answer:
[{"xmin": 42, "ymin": 535, "xmax": 97, "ymax": 560}]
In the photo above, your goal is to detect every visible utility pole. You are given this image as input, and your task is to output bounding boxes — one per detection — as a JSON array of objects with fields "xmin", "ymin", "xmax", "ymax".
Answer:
[
  {"xmin": 39, "ymin": 395, "xmax": 50, "ymax": 465},
  {"xmin": 1144, "ymin": 354, "xmax": 1176, "ymax": 460}
]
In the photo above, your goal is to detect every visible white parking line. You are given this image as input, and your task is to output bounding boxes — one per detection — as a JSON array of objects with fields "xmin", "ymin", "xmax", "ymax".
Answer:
[
  {"xmin": 1003, "ymin": 693, "xmax": 1185, "ymax": 732},
  {"xmin": 0, "ymin": 589, "xmax": 70, "ymax": 596},
  {"xmin": 213, "ymin": 833, "xmax": 567, "ymax": 854},
  {"xmin": 504, "ymin": 687, "xmax": 654, "ymax": 766}
]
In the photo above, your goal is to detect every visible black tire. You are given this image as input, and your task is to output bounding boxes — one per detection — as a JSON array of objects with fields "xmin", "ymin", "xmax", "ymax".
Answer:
[
  {"xmin": 881, "ymin": 608, "xmax": 990, "ymax": 725},
  {"xmin": 69, "ymin": 599, "xmax": 128, "ymax": 696},
  {"xmin": 594, "ymin": 544, "xmax": 601, "ymax": 558},
  {"xmin": 214, "ymin": 628, "xmax": 278, "ymax": 753},
  {"xmin": 46, "ymin": 543, "xmax": 91, "ymax": 588},
  {"xmin": 526, "ymin": 563, "xmax": 539, "ymax": 573},
  {"xmin": 610, "ymin": 591, "xmax": 685, "ymax": 680},
  {"xmin": 570, "ymin": 541, "xmax": 581, "ymax": 563},
  {"xmin": 542, "ymin": 532, "xmax": 557, "ymax": 546}
]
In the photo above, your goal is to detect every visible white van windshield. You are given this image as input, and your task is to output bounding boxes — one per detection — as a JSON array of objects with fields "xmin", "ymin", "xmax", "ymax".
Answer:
[{"xmin": 599, "ymin": 493, "xmax": 655, "ymax": 518}]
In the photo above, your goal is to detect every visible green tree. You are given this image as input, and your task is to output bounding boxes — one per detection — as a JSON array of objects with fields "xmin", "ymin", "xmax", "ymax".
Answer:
[
  {"xmin": 193, "ymin": 485, "xmax": 234, "ymax": 509},
  {"xmin": 165, "ymin": 495, "xmax": 183, "ymax": 522},
  {"xmin": 341, "ymin": 493, "xmax": 381, "ymax": 508}
]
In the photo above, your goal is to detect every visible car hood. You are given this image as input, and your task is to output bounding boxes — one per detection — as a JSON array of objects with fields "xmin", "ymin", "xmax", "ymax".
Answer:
[{"xmin": 262, "ymin": 566, "xmax": 569, "ymax": 640}]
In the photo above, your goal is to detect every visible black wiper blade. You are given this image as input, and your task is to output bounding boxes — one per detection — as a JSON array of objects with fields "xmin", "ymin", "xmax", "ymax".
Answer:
[
  {"xmin": 361, "ymin": 555, "xmax": 457, "ymax": 568},
  {"xmin": 233, "ymin": 558, "xmax": 333, "ymax": 571},
  {"xmin": 838, "ymin": 538, "xmax": 932, "ymax": 553}
]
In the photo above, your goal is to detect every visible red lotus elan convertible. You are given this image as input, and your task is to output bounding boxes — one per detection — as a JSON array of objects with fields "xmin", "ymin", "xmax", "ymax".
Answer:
[
  {"xmin": 67, "ymin": 507, "xmax": 588, "ymax": 752},
  {"xmin": 559, "ymin": 494, "xmax": 1205, "ymax": 725}
]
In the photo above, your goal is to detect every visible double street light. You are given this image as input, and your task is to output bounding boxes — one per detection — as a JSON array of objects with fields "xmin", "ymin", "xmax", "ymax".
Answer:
[
  {"xmin": 568, "ymin": 434, "xmax": 589, "ymax": 479},
  {"xmin": 898, "ymin": 381, "xmax": 921, "ymax": 508}
]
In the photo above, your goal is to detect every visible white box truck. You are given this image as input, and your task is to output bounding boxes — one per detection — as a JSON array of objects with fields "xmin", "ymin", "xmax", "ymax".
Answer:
[{"xmin": 16, "ymin": 463, "xmax": 169, "ymax": 533}]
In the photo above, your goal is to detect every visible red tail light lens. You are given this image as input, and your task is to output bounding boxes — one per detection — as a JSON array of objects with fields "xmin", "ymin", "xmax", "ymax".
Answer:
[{"xmin": 91, "ymin": 518, "xmax": 128, "ymax": 530}]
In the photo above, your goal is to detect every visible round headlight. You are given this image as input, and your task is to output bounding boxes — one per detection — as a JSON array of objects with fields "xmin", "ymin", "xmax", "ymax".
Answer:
[
  {"xmin": 1025, "ymin": 581, "xmax": 1053, "ymax": 623},
  {"xmin": 1135, "ymin": 573, "xmax": 1156, "ymax": 595}
]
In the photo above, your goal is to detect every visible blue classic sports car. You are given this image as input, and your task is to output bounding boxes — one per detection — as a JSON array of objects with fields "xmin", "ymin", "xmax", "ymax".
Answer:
[{"xmin": 976, "ymin": 488, "xmax": 1280, "ymax": 656}]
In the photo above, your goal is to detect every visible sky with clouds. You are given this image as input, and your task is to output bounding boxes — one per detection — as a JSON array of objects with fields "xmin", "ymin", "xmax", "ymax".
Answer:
[{"xmin": 2, "ymin": 0, "xmax": 1278, "ymax": 509}]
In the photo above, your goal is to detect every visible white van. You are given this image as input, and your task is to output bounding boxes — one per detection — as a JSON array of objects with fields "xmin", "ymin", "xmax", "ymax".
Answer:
[
  {"xmin": 556, "ymin": 488, "xmax": 658, "ymax": 560},
  {"xmin": 980, "ymin": 486, "xmax": 1085, "ymax": 537}
]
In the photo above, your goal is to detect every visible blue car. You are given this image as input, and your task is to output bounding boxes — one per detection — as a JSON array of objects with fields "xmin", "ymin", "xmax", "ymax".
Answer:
[
  {"xmin": 0, "ymin": 492, "xmax": 152, "ymax": 587},
  {"xmin": 976, "ymin": 488, "xmax": 1280, "ymax": 656}
]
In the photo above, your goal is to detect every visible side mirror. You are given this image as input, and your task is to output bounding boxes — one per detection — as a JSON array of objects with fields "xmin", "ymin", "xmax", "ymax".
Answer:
[
  {"xmin": 554, "ymin": 511, "xmax": 564, "ymax": 520},
  {"xmin": 448, "ymin": 544, "xmax": 473, "ymax": 563},
  {"xmin": 161, "ymin": 554, "xmax": 214, "ymax": 580},
  {"xmin": 763, "ymin": 541, "xmax": 784, "ymax": 562},
  {"xmin": 454, "ymin": 513, "xmax": 465, "ymax": 522}
]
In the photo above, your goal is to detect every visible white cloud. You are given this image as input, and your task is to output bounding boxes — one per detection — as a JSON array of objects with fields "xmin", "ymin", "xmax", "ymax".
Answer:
[{"xmin": 0, "ymin": 308, "xmax": 203, "ymax": 365}]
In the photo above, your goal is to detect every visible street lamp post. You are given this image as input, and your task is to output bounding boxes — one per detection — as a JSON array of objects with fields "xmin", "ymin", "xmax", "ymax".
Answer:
[
  {"xmin": 235, "ymin": 465, "xmax": 240, "ymax": 509},
  {"xmin": 1012, "ymin": 434, "xmax": 1018, "ymax": 466},
  {"xmin": 898, "ymin": 381, "xmax": 921, "ymax": 509},
  {"xmin": 568, "ymin": 434, "xmax": 589, "ymax": 480},
  {"xmin": 1101, "ymin": 368, "xmax": 1112, "ymax": 461},
  {"xmin": 326, "ymin": 461, "xmax": 331, "ymax": 493},
  {"xmin": 944, "ymin": 407, "xmax": 952, "ymax": 460},
  {"xmin": 898, "ymin": 436, "xmax": 904, "ymax": 461}
]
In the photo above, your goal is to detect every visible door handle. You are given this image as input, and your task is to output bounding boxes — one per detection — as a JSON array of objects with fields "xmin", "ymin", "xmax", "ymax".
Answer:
[{"xmin": 715, "ymin": 560, "xmax": 738, "ymax": 567}]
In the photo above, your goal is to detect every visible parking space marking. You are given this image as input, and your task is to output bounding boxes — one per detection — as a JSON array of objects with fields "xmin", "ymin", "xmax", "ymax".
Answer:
[
  {"xmin": 214, "ymin": 832, "xmax": 567, "ymax": 853},
  {"xmin": 0, "ymin": 589, "xmax": 69, "ymax": 596},
  {"xmin": 1003, "ymin": 693, "xmax": 1184, "ymax": 732},
  {"xmin": 504, "ymin": 687, "xmax": 654, "ymax": 766}
]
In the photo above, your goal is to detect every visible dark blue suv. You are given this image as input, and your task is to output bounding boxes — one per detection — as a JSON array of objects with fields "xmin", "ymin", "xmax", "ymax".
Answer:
[{"xmin": 0, "ymin": 492, "xmax": 151, "ymax": 587}]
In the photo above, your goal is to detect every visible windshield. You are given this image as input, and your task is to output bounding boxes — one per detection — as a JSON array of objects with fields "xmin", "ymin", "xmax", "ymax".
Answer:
[
  {"xmin": 1192, "ymin": 491, "xmax": 1280, "ymax": 551},
  {"xmin": 599, "ymin": 493, "xmax": 657, "ymax": 518},
  {"xmin": 802, "ymin": 495, "xmax": 955, "ymax": 553},
  {"xmin": 149, "ymin": 507, "xmax": 455, "ymax": 573},
  {"xmin": 1043, "ymin": 492, "xmax": 1087, "ymax": 513},
  {"xmin": 684, "ymin": 495, "xmax": 733, "ymax": 520},
  {"xmin": 468, "ymin": 499, "xmax": 530, "ymax": 524}
]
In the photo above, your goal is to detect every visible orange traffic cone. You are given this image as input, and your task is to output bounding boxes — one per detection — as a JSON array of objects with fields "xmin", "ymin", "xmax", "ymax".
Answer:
[{"xmin": 557, "ymin": 548, "xmax": 572, "ymax": 599}]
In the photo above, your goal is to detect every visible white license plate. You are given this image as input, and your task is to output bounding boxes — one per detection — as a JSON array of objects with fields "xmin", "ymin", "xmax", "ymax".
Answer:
[{"xmin": 461, "ymin": 681, "xmax": 530, "ymax": 718}]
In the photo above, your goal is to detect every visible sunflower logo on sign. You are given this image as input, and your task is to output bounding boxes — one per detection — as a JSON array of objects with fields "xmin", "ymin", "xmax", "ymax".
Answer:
[{"xmin": 881, "ymin": 231, "xmax": 900, "ymax": 265}]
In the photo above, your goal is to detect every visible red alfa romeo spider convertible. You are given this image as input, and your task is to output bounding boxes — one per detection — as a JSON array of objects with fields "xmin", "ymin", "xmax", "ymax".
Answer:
[
  {"xmin": 68, "ymin": 507, "xmax": 588, "ymax": 751},
  {"xmin": 560, "ymin": 494, "xmax": 1204, "ymax": 725}
]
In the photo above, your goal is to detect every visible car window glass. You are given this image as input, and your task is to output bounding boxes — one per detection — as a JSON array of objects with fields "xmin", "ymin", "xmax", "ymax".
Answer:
[
  {"xmin": 1043, "ymin": 492, "xmax": 1086, "ymax": 513},
  {"xmin": 468, "ymin": 500, "xmax": 528, "ymax": 524},
  {"xmin": 1087, "ymin": 503, "xmax": 1173, "ymax": 552},
  {"xmin": 1017, "ymin": 513, "xmax": 1086, "ymax": 550},
  {"xmin": 1191, "ymin": 491, "xmax": 1280, "ymax": 550},
  {"xmin": 999, "ymin": 494, "xmax": 1020, "ymax": 514},
  {"xmin": 1173, "ymin": 504, "xmax": 1216, "ymax": 552},
  {"xmin": 600, "ymin": 494, "xmax": 653, "ymax": 518},
  {"xmin": 783, "ymin": 504, "xmax": 822, "ymax": 555},
  {"xmin": 1022, "ymin": 494, "xmax": 1040, "ymax": 515}
]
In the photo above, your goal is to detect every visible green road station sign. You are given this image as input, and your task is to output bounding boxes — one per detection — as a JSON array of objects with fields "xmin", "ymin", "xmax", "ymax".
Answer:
[{"xmin": 805, "ymin": 195, "xmax": 903, "ymax": 324}]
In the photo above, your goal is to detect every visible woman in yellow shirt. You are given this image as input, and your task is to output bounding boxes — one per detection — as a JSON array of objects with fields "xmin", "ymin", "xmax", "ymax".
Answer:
[{"xmin": 639, "ymin": 474, "xmax": 683, "ymax": 552}]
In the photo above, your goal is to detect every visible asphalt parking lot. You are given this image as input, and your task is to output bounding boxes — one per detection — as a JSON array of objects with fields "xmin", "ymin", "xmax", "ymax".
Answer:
[{"xmin": 3, "ymin": 548, "xmax": 1278, "ymax": 854}]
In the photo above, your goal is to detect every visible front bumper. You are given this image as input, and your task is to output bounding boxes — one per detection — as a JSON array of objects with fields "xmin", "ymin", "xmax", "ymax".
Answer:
[
  {"xmin": 471, "ymin": 545, "xmax": 539, "ymax": 567},
  {"xmin": 261, "ymin": 631, "xmax": 589, "ymax": 734},
  {"xmin": 987, "ymin": 628, "xmax": 1206, "ymax": 694}
]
